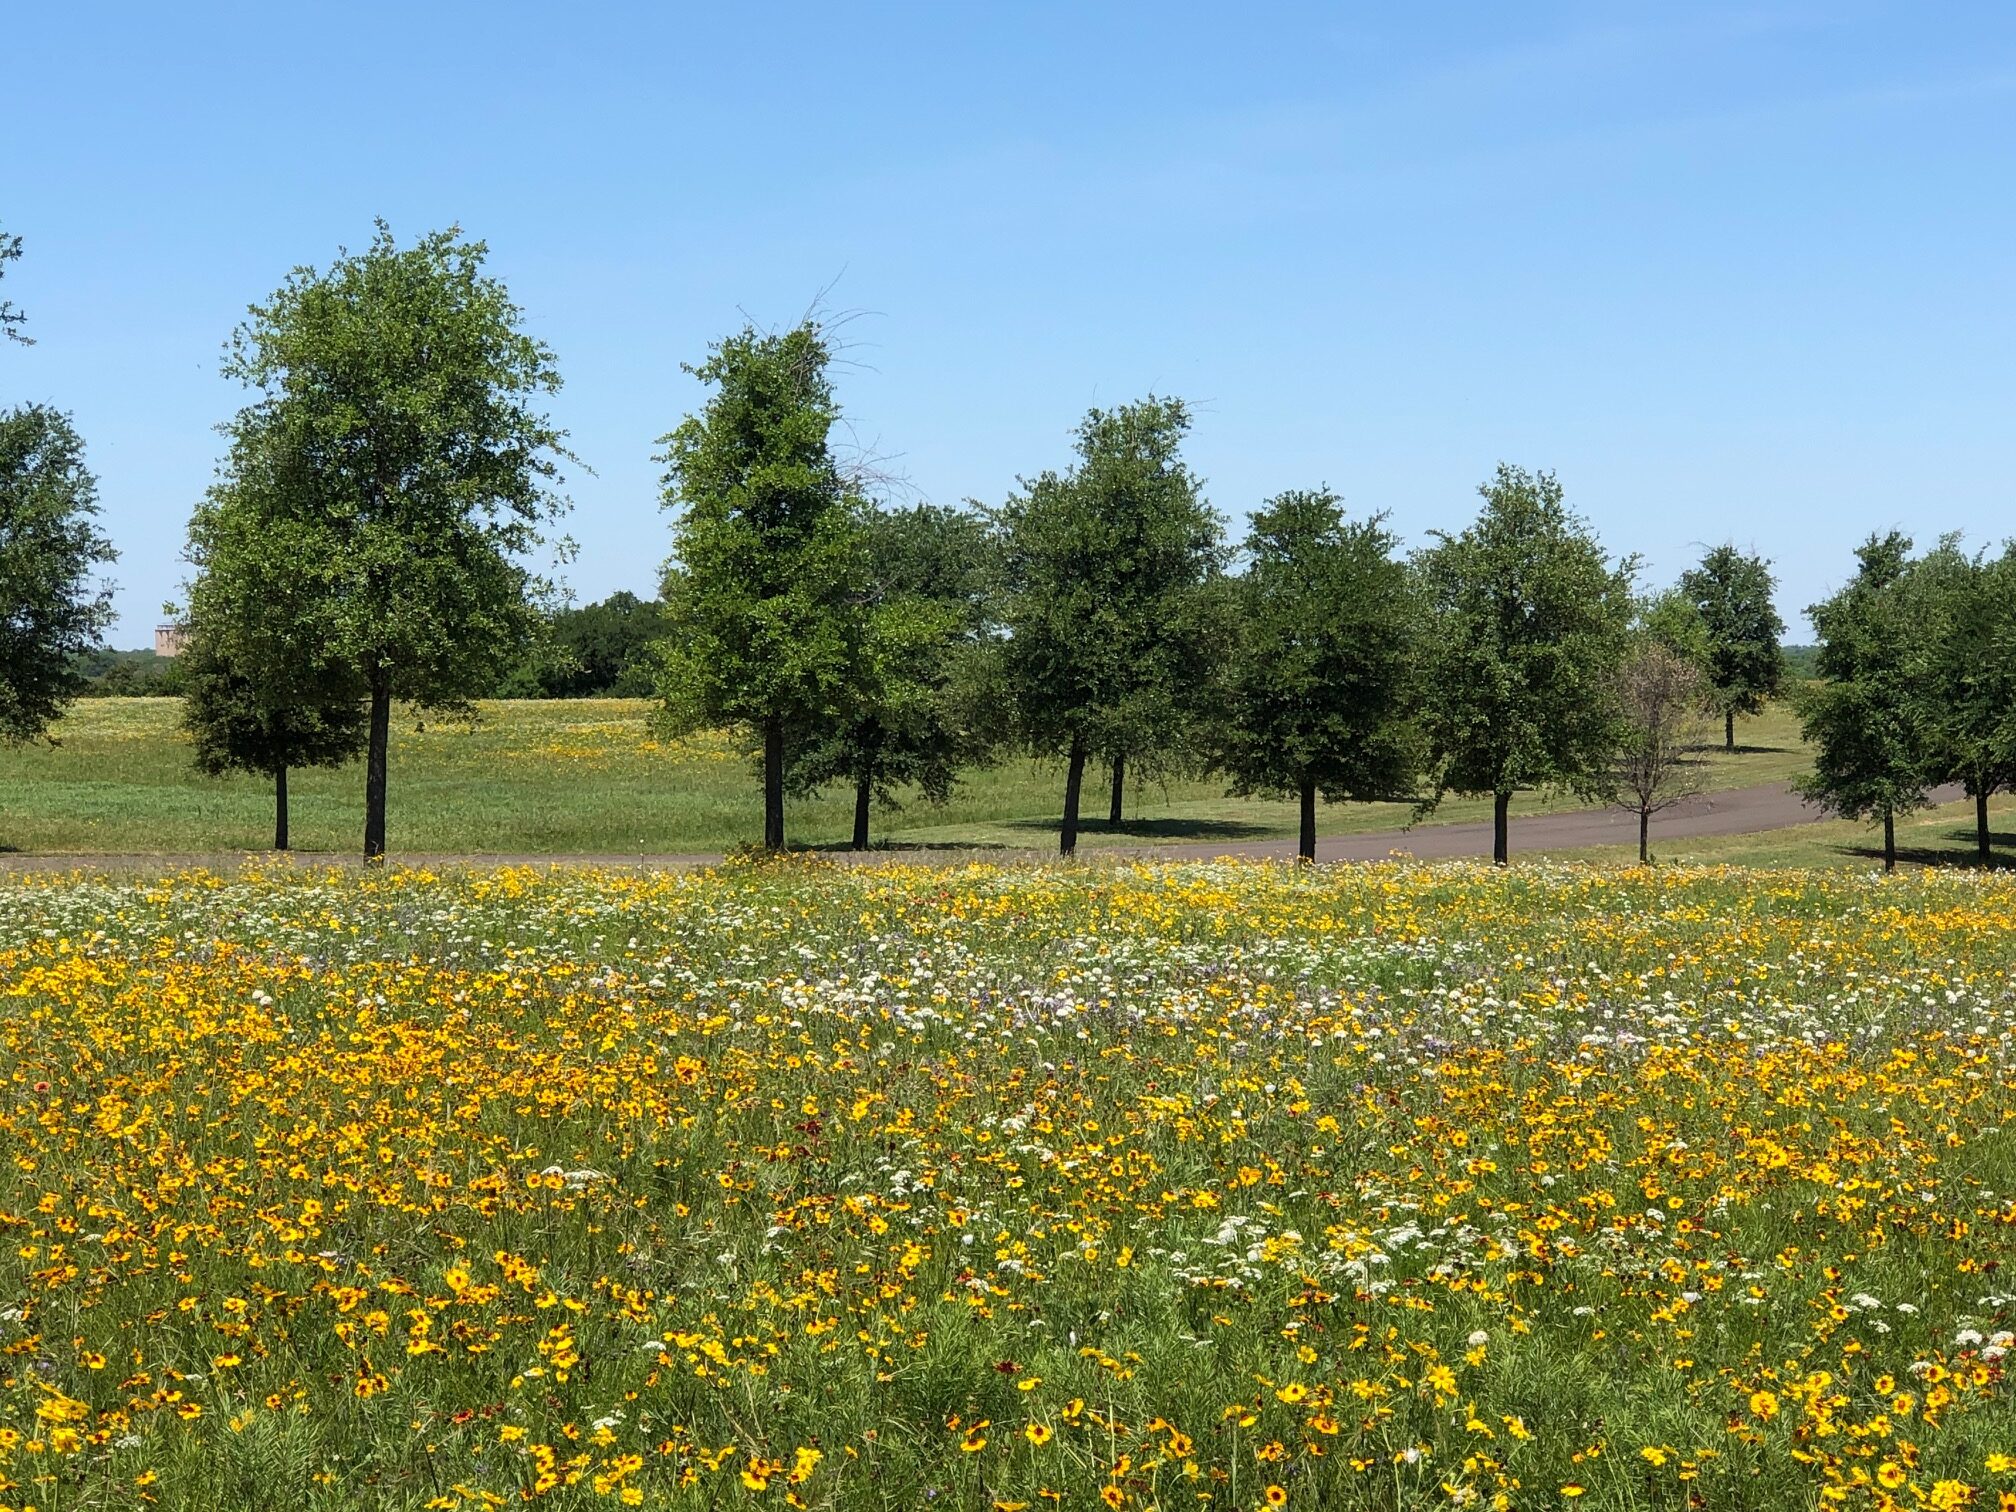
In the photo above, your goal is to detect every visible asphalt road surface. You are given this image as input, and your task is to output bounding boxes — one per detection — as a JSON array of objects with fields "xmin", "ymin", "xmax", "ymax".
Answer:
[
  {"xmin": 1144, "ymin": 780, "xmax": 1966, "ymax": 863},
  {"xmin": 0, "ymin": 781, "xmax": 1963, "ymax": 873}
]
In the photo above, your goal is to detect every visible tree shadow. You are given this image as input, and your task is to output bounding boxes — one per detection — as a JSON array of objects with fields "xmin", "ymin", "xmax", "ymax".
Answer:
[
  {"xmin": 803, "ymin": 839, "xmax": 1013, "ymax": 854},
  {"xmin": 1839, "ymin": 840, "xmax": 2016, "ymax": 870},
  {"xmin": 1954, "ymin": 828, "xmax": 2016, "ymax": 848},
  {"xmin": 992, "ymin": 815, "xmax": 1277, "ymax": 841},
  {"xmin": 1684, "ymin": 744, "xmax": 1791, "ymax": 759}
]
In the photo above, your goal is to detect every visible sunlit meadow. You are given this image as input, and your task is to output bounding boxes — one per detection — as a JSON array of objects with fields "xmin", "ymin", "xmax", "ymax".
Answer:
[
  {"xmin": 0, "ymin": 859, "xmax": 2011, "ymax": 1510},
  {"xmin": 0, "ymin": 697, "xmax": 1816, "ymax": 856}
]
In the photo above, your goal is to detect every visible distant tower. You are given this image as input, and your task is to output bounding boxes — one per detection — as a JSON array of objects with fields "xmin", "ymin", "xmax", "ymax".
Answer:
[{"xmin": 154, "ymin": 623, "xmax": 189, "ymax": 658}]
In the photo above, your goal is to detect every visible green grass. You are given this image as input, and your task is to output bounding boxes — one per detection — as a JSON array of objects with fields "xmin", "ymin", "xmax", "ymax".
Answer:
[
  {"xmin": 0, "ymin": 697, "xmax": 1811, "ymax": 856},
  {"xmin": 906, "ymin": 701, "xmax": 1812, "ymax": 850},
  {"xmin": 1550, "ymin": 790, "xmax": 2016, "ymax": 871}
]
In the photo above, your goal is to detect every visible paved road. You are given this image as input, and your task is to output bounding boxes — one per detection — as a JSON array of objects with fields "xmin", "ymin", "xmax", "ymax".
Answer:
[
  {"xmin": 1145, "ymin": 780, "xmax": 1965, "ymax": 863},
  {"xmin": 0, "ymin": 781, "xmax": 1964, "ymax": 874}
]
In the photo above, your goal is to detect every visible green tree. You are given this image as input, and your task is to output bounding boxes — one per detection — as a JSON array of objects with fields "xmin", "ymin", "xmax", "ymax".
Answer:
[
  {"xmin": 0, "ymin": 406, "xmax": 115, "ymax": 755},
  {"xmin": 504, "ymin": 591, "xmax": 664, "ymax": 698},
  {"xmin": 1216, "ymin": 489, "xmax": 1420, "ymax": 861},
  {"xmin": 790, "ymin": 503, "xmax": 998, "ymax": 849},
  {"xmin": 74, "ymin": 649, "xmax": 186, "ymax": 698},
  {"xmin": 1905, "ymin": 538, "xmax": 2016, "ymax": 863},
  {"xmin": 1781, "ymin": 644, "xmax": 1822, "ymax": 681},
  {"xmin": 0, "ymin": 221, "xmax": 30, "ymax": 344},
  {"xmin": 654, "ymin": 322, "xmax": 869, "ymax": 851},
  {"xmin": 1640, "ymin": 586, "xmax": 1712, "ymax": 669},
  {"xmin": 181, "ymin": 461, "xmax": 367, "ymax": 851},
  {"xmin": 995, "ymin": 397, "xmax": 1227, "ymax": 855},
  {"xmin": 1676, "ymin": 544, "xmax": 1786, "ymax": 750},
  {"xmin": 217, "ymin": 223, "xmax": 571, "ymax": 859},
  {"xmin": 179, "ymin": 632, "xmax": 366, "ymax": 851},
  {"xmin": 1416, "ymin": 465, "xmax": 1637, "ymax": 865},
  {"xmin": 1794, "ymin": 532, "xmax": 1934, "ymax": 872}
]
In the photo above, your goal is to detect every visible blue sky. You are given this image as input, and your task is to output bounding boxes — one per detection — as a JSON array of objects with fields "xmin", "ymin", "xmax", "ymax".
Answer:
[{"xmin": 5, "ymin": 1, "xmax": 2012, "ymax": 643}]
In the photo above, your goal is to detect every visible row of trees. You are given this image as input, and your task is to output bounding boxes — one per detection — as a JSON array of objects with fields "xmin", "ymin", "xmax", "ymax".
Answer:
[
  {"xmin": 5, "ymin": 220, "xmax": 2003, "ymax": 867},
  {"xmin": 500, "ymin": 591, "xmax": 661, "ymax": 697},
  {"xmin": 1796, "ymin": 535, "xmax": 2016, "ymax": 869},
  {"xmin": 157, "ymin": 230, "xmax": 1777, "ymax": 861},
  {"xmin": 655, "ymin": 323, "xmax": 1791, "ymax": 863},
  {"xmin": 40, "ymin": 591, "xmax": 661, "ymax": 701}
]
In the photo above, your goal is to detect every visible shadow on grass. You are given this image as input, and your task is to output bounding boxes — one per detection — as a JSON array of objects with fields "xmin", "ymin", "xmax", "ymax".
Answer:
[
  {"xmin": 804, "ymin": 839, "xmax": 1014, "ymax": 854},
  {"xmin": 1951, "ymin": 828, "xmax": 2016, "ymax": 848},
  {"xmin": 987, "ymin": 816, "xmax": 1278, "ymax": 841},
  {"xmin": 1683, "ymin": 745, "xmax": 1792, "ymax": 760},
  {"xmin": 1838, "ymin": 841, "xmax": 2016, "ymax": 870}
]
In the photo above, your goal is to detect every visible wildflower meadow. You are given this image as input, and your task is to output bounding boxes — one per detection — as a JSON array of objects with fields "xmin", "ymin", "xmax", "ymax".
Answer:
[{"xmin": 0, "ymin": 859, "xmax": 2011, "ymax": 1511}]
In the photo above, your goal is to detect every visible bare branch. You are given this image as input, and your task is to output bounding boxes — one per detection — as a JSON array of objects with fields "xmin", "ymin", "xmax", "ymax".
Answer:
[{"xmin": 1611, "ymin": 640, "xmax": 1716, "ymax": 860}]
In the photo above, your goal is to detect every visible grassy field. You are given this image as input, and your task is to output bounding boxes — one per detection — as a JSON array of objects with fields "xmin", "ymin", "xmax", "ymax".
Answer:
[
  {"xmin": 1551, "ymin": 791, "xmax": 2016, "ymax": 871},
  {"xmin": 0, "ymin": 859, "xmax": 2010, "ymax": 1510},
  {"xmin": 0, "ymin": 698, "xmax": 1811, "ymax": 856}
]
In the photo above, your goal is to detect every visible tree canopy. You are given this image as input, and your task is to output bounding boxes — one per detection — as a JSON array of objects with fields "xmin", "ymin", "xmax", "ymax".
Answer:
[
  {"xmin": 995, "ymin": 396, "xmax": 1227, "ymax": 855},
  {"xmin": 654, "ymin": 321, "xmax": 869, "ymax": 851},
  {"xmin": 1898, "ymin": 537, "xmax": 2016, "ymax": 862},
  {"xmin": 1415, "ymin": 464, "xmax": 1636, "ymax": 863},
  {"xmin": 788, "ymin": 502, "xmax": 999, "ymax": 848},
  {"xmin": 0, "ymin": 405, "xmax": 115, "ymax": 748},
  {"xmin": 1217, "ymin": 488, "xmax": 1420, "ymax": 861},
  {"xmin": 1794, "ymin": 532, "xmax": 1934, "ymax": 871},
  {"xmin": 504, "ymin": 591, "xmax": 663, "ymax": 698},
  {"xmin": 1676, "ymin": 544, "xmax": 1785, "ymax": 749},
  {"xmin": 181, "ymin": 454, "xmax": 368, "ymax": 850},
  {"xmin": 1639, "ymin": 586, "xmax": 1713, "ymax": 668},
  {"xmin": 214, "ymin": 222, "xmax": 571, "ymax": 858},
  {"xmin": 179, "ymin": 630, "xmax": 366, "ymax": 850}
]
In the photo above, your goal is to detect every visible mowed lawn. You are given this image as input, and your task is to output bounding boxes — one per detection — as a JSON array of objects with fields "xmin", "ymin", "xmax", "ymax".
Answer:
[
  {"xmin": 0, "ymin": 698, "xmax": 1812, "ymax": 856},
  {"xmin": 1554, "ymin": 790, "xmax": 2016, "ymax": 871}
]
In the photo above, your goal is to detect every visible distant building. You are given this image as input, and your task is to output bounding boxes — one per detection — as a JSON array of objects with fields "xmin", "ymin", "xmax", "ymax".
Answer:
[{"xmin": 154, "ymin": 623, "xmax": 189, "ymax": 658}]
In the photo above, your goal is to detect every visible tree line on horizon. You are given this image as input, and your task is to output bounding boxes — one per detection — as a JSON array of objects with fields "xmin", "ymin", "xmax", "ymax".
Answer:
[
  {"xmin": 4, "ymin": 222, "xmax": 2013, "ymax": 866},
  {"xmin": 62, "ymin": 591, "xmax": 661, "ymax": 699},
  {"xmin": 56, "ymin": 603, "xmax": 1830, "ymax": 709}
]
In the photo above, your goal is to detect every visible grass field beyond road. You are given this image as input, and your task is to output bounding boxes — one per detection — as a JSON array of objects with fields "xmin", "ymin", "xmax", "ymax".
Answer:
[
  {"xmin": 0, "ymin": 698, "xmax": 1814, "ymax": 856},
  {"xmin": 1553, "ymin": 790, "xmax": 2016, "ymax": 871},
  {"xmin": 0, "ymin": 859, "xmax": 2011, "ymax": 1509}
]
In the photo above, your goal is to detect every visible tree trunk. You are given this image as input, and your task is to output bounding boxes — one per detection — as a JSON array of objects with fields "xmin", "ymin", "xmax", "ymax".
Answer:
[
  {"xmin": 1060, "ymin": 739, "xmax": 1087, "ymax": 857},
  {"xmin": 274, "ymin": 764, "xmax": 290, "ymax": 853},
  {"xmin": 1883, "ymin": 808, "xmax": 1895, "ymax": 873},
  {"xmin": 763, "ymin": 719, "xmax": 785, "ymax": 851},
  {"xmin": 1725, "ymin": 708, "xmax": 1735, "ymax": 752},
  {"xmin": 363, "ymin": 678, "xmax": 391, "ymax": 861},
  {"xmin": 852, "ymin": 774, "xmax": 871, "ymax": 851},
  {"xmin": 1638, "ymin": 807, "xmax": 1649, "ymax": 865},
  {"xmin": 1108, "ymin": 754, "xmax": 1125, "ymax": 827},
  {"xmin": 1978, "ymin": 786, "xmax": 1992, "ymax": 864},
  {"xmin": 1298, "ymin": 777, "xmax": 1317, "ymax": 863},
  {"xmin": 1492, "ymin": 790, "xmax": 1511, "ymax": 866}
]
